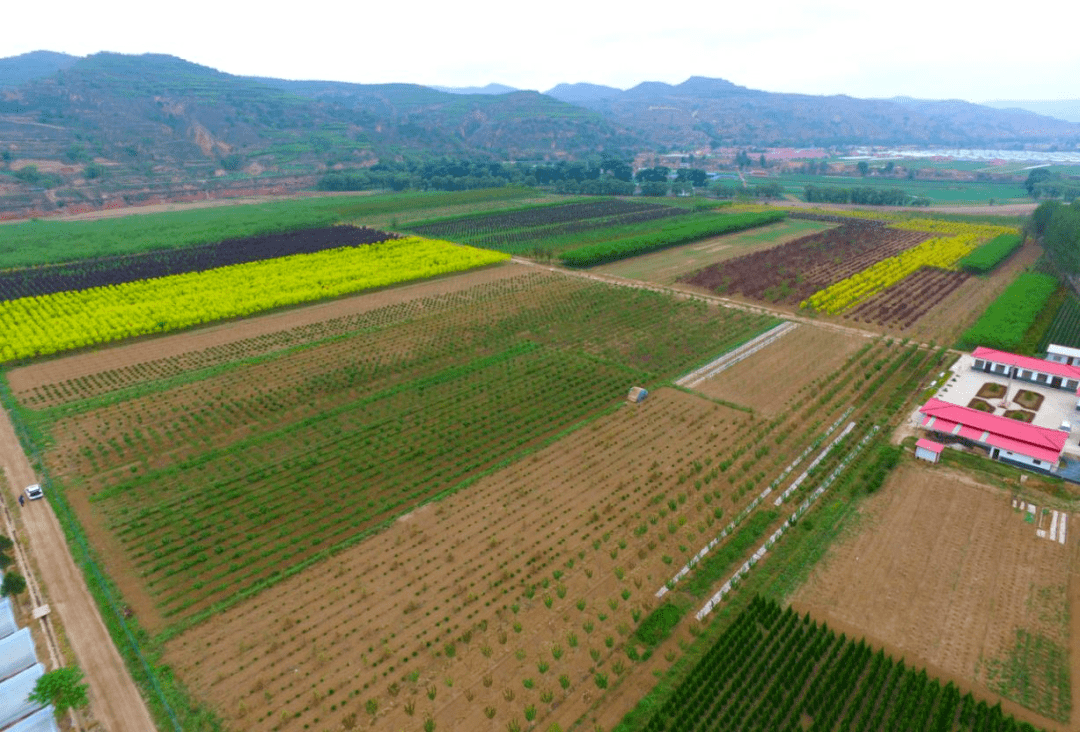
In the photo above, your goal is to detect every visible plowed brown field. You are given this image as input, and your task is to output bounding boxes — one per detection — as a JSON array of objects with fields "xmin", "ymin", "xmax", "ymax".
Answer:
[
  {"xmin": 693, "ymin": 324, "xmax": 868, "ymax": 415},
  {"xmin": 792, "ymin": 462, "xmax": 1077, "ymax": 727}
]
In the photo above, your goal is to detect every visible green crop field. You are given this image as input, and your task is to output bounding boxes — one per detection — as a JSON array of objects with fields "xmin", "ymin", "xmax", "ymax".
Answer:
[
  {"xmin": 22, "ymin": 271, "xmax": 778, "ymax": 625},
  {"xmin": 763, "ymin": 173, "xmax": 1030, "ymax": 205},
  {"xmin": 0, "ymin": 188, "xmax": 537, "ymax": 269}
]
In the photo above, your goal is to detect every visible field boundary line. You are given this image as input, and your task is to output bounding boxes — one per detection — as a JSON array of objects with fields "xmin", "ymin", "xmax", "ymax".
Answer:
[
  {"xmin": 773, "ymin": 422, "xmax": 857, "ymax": 507},
  {"xmin": 509, "ymin": 256, "xmax": 888, "ymax": 342},
  {"xmin": 655, "ymin": 407, "xmax": 854, "ymax": 599},
  {"xmin": 696, "ymin": 425, "xmax": 880, "ymax": 621},
  {"xmin": 675, "ymin": 321, "xmax": 798, "ymax": 387}
]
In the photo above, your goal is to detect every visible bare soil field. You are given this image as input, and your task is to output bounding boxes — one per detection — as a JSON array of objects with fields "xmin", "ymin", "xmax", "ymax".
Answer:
[
  {"xmin": 792, "ymin": 461, "xmax": 1076, "ymax": 728},
  {"xmin": 165, "ymin": 388, "xmax": 752, "ymax": 732},
  {"xmin": 592, "ymin": 219, "xmax": 835, "ymax": 284},
  {"xmin": 693, "ymin": 324, "xmax": 869, "ymax": 415}
]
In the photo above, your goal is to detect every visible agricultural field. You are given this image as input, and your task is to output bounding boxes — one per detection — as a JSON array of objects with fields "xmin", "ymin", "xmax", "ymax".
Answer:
[
  {"xmin": 1, "ymin": 189, "xmax": 1065, "ymax": 732},
  {"xmin": 592, "ymin": 218, "xmax": 835, "ymax": 284},
  {"xmin": 20, "ymin": 270, "xmax": 781, "ymax": 628},
  {"xmin": 1039, "ymin": 295, "xmax": 1080, "ymax": 352},
  {"xmin": 403, "ymin": 197, "xmax": 783, "ymax": 265},
  {"xmin": 0, "ymin": 188, "xmax": 540, "ymax": 269},
  {"xmin": 792, "ymin": 462, "xmax": 1075, "ymax": 727},
  {"xmin": 681, "ymin": 221, "xmax": 931, "ymax": 306},
  {"xmin": 846, "ymin": 267, "xmax": 972, "ymax": 330},
  {"xmin": 0, "ymin": 234, "xmax": 507, "ymax": 361},
  {"xmin": 635, "ymin": 597, "xmax": 1047, "ymax": 732},
  {"xmin": 690, "ymin": 324, "xmax": 869, "ymax": 416},
  {"xmin": 4, "ymin": 245, "xmax": 960, "ymax": 732},
  {"xmin": 405, "ymin": 198, "xmax": 691, "ymax": 253},
  {"xmin": 761, "ymin": 173, "xmax": 1030, "ymax": 206}
]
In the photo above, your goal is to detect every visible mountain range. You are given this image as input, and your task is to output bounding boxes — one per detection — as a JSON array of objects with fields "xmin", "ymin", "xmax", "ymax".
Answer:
[{"xmin": 0, "ymin": 50, "xmax": 1077, "ymax": 216}]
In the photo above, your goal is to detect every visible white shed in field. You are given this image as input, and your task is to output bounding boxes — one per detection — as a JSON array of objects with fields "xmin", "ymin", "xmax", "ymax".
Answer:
[{"xmin": 915, "ymin": 438, "xmax": 945, "ymax": 464}]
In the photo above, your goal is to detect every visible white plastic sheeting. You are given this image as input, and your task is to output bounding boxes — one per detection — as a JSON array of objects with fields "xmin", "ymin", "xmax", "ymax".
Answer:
[
  {"xmin": 6, "ymin": 707, "xmax": 59, "ymax": 732},
  {"xmin": 0, "ymin": 627, "xmax": 36, "ymax": 682},
  {"xmin": 0, "ymin": 663, "xmax": 45, "ymax": 729}
]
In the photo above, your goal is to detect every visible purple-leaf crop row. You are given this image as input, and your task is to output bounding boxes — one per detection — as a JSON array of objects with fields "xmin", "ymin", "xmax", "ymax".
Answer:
[
  {"xmin": 0, "ymin": 226, "xmax": 397, "ymax": 300},
  {"xmin": 408, "ymin": 199, "xmax": 674, "ymax": 240}
]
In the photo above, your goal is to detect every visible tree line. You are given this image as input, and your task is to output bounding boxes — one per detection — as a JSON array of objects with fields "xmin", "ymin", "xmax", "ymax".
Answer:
[
  {"xmin": 803, "ymin": 184, "xmax": 930, "ymax": 206},
  {"xmin": 317, "ymin": 158, "xmax": 730, "ymax": 197},
  {"xmin": 1031, "ymin": 200, "xmax": 1080, "ymax": 272}
]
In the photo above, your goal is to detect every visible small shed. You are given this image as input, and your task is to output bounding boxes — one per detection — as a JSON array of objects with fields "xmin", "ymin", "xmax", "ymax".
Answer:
[
  {"xmin": 915, "ymin": 438, "xmax": 945, "ymax": 464},
  {"xmin": 627, "ymin": 387, "xmax": 648, "ymax": 404}
]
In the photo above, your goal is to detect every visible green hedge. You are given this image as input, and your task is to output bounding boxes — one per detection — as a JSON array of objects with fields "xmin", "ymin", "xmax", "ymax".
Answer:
[
  {"xmin": 559, "ymin": 211, "xmax": 785, "ymax": 267},
  {"xmin": 959, "ymin": 233, "xmax": 1022, "ymax": 274},
  {"xmin": 957, "ymin": 272, "xmax": 1059, "ymax": 352}
]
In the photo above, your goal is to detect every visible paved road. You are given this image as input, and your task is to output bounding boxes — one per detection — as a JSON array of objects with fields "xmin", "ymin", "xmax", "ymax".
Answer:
[{"xmin": 0, "ymin": 406, "xmax": 158, "ymax": 732}]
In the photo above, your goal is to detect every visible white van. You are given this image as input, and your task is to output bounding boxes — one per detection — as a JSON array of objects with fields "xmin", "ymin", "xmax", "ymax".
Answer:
[{"xmin": 25, "ymin": 483, "xmax": 43, "ymax": 500}]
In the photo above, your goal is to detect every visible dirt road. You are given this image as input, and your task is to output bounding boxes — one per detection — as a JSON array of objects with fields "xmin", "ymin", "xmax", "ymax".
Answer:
[{"xmin": 0, "ymin": 406, "xmax": 158, "ymax": 732}]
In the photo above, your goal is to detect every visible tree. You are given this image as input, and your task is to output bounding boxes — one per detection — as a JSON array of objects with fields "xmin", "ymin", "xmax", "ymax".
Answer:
[
  {"xmin": 639, "ymin": 181, "xmax": 669, "ymax": 197},
  {"xmin": 759, "ymin": 154, "xmax": 768, "ymax": 168},
  {"xmin": 856, "ymin": 161, "xmax": 869, "ymax": 177},
  {"xmin": 29, "ymin": 667, "xmax": 89, "ymax": 715},
  {"xmin": 1025, "ymin": 168, "xmax": 1052, "ymax": 196},
  {"xmin": 1, "ymin": 571, "xmax": 26, "ymax": 597}
]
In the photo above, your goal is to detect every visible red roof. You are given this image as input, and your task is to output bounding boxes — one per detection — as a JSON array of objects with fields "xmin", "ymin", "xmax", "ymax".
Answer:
[
  {"xmin": 915, "ymin": 439, "xmax": 945, "ymax": 454},
  {"xmin": 972, "ymin": 347, "xmax": 1080, "ymax": 381},
  {"xmin": 918, "ymin": 398, "xmax": 1067, "ymax": 464}
]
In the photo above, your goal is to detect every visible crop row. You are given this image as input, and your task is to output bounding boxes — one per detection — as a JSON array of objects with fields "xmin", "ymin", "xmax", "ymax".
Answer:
[
  {"xmin": 683, "ymin": 223, "xmax": 928, "ymax": 304},
  {"xmin": 560, "ymin": 211, "xmax": 785, "ymax": 267},
  {"xmin": 802, "ymin": 233, "xmax": 982, "ymax": 314},
  {"xmin": 0, "ymin": 189, "xmax": 529, "ymax": 270},
  {"xmin": 0, "ymin": 226, "xmax": 397, "ymax": 300},
  {"xmin": 640, "ymin": 597, "xmax": 1046, "ymax": 732},
  {"xmin": 847, "ymin": 266, "xmax": 970, "ymax": 329},
  {"xmin": 959, "ymin": 234, "xmax": 1023, "ymax": 275},
  {"xmin": 1039, "ymin": 295, "xmax": 1080, "ymax": 351},
  {"xmin": 0, "ymin": 237, "xmax": 508, "ymax": 362},
  {"xmin": 957, "ymin": 272, "xmax": 1059, "ymax": 352},
  {"xmin": 464, "ymin": 205, "xmax": 691, "ymax": 253},
  {"xmin": 408, "ymin": 199, "xmax": 667, "ymax": 239},
  {"xmin": 39, "ymin": 273, "xmax": 779, "ymax": 621}
]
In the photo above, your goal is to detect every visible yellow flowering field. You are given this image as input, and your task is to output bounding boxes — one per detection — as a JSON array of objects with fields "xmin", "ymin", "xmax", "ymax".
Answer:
[{"xmin": 0, "ymin": 237, "xmax": 507, "ymax": 361}]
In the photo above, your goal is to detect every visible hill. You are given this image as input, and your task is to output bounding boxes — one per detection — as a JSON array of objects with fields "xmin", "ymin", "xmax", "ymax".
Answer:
[
  {"xmin": 0, "ymin": 52, "xmax": 637, "ymax": 216},
  {"xmin": 544, "ymin": 76, "xmax": 1080, "ymax": 149},
  {"xmin": 982, "ymin": 99, "xmax": 1080, "ymax": 124}
]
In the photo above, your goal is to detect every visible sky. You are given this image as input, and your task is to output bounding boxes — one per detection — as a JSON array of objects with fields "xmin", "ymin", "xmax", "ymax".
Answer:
[{"xmin": 4, "ymin": 0, "xmax": 1078, "ymax": 102}]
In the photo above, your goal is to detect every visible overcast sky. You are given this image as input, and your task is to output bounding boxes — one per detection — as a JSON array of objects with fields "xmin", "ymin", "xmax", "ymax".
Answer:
[{"xmin": 4, "ymin": 0, "xmax": 1078, "ymax": 102}]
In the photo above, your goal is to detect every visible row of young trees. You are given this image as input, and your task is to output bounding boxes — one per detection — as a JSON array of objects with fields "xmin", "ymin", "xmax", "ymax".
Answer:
[
  {"xmin": 317, "ymin": 158, "xmax": 732, "ymax": 197},
  {"xmin": 803, "ymin": 184, "xmax": 930, "ymax": 206}
]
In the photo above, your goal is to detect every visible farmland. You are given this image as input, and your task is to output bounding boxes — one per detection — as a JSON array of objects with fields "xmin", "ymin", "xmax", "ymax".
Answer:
[
  {"xmin": 405, "ymin": 198, "xmax": 784, "ymax": 265},
  {"xmin": 0, "ymin": 235, "xmax": 508, "ymax": 362},
  {"xmin": 792, "ymin": 462, "xmax": 1073, "ymax": 726},
  {"xmin": 636, "ymin": 597, "xmax": 1047, "ymax": 732},
  {"xmin": 0, "ymin": 188, "xmax": 537, "ymax": 269},
  {"xmin": 19, "ymin": 271, "xmax": 779, "ymax": 627},
  {"xmin": 681, "ymin": 222, "xmax": 931, "ymax": 305},
  {"xmin": 0, "ymin": 190, "xmax": 1065, "ymax": 732}
]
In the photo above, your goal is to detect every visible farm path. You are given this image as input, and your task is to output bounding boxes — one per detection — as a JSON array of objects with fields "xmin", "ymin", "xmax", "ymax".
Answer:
[
  {"xmin": 0, "ymin": 405, "xmax": 157, "ymax": 732},
  {"xmin": 512, "ymin": 256, "xmax": 889, "ymax": 343}
]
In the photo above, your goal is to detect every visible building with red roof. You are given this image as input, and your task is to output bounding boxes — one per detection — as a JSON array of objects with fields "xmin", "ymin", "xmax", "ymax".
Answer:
[
  {"xmin": 972, "ymin": 347, "xmax": 1080, "ymax": 392},
  {"xmin": 918, "ymin": 397, "xmax": 1068, "ymax": 471}
]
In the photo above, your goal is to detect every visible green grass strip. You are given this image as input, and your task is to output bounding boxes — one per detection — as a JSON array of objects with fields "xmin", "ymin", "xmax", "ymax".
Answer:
[
  {"xmin": 683, "ymin": 509, "xmax": 780, "ymax": 598},
  {"xmin": 960, "ymin": 234, "xmax": 1023, "ymax": 274},
  {"xmin": 559, "ymin": 211, "xmax": 785, "ymax": 266},
  {"xmin": 957, "ymin": 272, "xmax": 1059, "ymax": 352}
]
